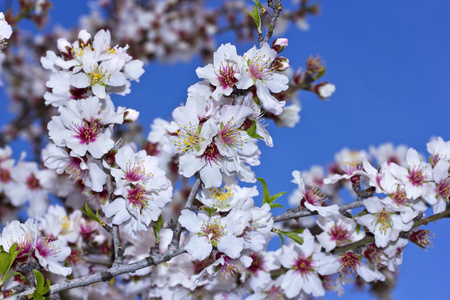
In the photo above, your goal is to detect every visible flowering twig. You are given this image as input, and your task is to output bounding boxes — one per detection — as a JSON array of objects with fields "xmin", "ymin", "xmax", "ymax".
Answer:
[
  {"xmin": 261, "ymin": 0, "xmax": 283, "ymax": 46},
  {"xmin": 6, "ymin": 247, "xmax": 187, "ymax": 300},
  {"xmin": 273, "ymin": 200, "xmax": 366, "ymax": 222},
  {"xmin": 169, "ymin": 176, "xmax": 202, "ymax": 250}
]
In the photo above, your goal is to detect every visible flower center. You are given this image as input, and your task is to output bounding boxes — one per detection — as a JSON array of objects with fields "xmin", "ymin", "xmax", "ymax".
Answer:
[
  {"xmin": 247, "ymin": 252, "xmax": 265, "ymax": 275},
  {"xmin": 436, "ymin": 178, "xmax": 450, "ymax": 199},
  {"xmin": 88, "ymin": 65, "xmax": 110, "ymax": 86},
  {"xmin": 35, "ymin": 237, "xmax": 58, "ymax": 258},
  {"xmin": 202, "ymin": 143, "xmax": 222, "ymax": 165},
  {"xmin": 218, "ymin": 120, "xmax": 245, "ymax": 148},
  {"xmin": 339, "ymin": 252, "xmax": 362, "ymax": 274},
  {"xmin": 125, "ymin": 160, "xmax": 150, "ymax": 182},
  {"xmin": 174, "ymin": 122, "xmax": 200, "ymax": 153},
  {"xmin": 408, "ymin": 167, "xmax": 424, "ymax": 186},
  {"xmin": 303, "ymin": 185, "xmax": 326, "ymax": 207},
  {"xmin": 217, "ymin": 63, "xmax": 238, "ymax": 89},
  {"xmin": 391, "ymin": 188, "xmax": 408, "ymax": 206},
  {"xmin": 210, "ymin": 186, "xmax": 234, "ymax": 204},
  {"xmin": 127, "ymin": 185, "xmax": 148, "ymax": 210},
  {"xmin": 74, "ymin": 119, "xmax": 101, "ymax": 144},
  {"xmin": 409, "ymin": 229, "xmax": 434, "ymax": 249},
  {"xmin": 200, "ymin": 217, "xmax": 226, "ymax": 247},
  {"xmin": 372, "ymin": 208, "xmax": 393, "ymax": 234},
  {"xmin": 26, "ymin": 174, "xmax": 41, "ymax": 191},
  {"xmin": 248, "ymin": 53, "xmax": 274, "ymax": 80},
  {"xmin": 329, "ymin": 223, "xmax": 351, "ymax": 244},
  {"xmin": 0, "ymin": 168, "xmax": 11, "ymax": 183},
  {"xmin": 340, "ymin": 161, "xmax": 363, "ymax": 175},
  {"xmin": 293, "ymin": 256, "xmax": 314, "ymax": 276}
]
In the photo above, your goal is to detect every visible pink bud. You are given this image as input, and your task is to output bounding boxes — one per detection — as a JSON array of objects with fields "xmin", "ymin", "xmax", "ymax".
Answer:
[{"xmin": 271, "ymin": 38, "xmax": 288, "ymax": 54}]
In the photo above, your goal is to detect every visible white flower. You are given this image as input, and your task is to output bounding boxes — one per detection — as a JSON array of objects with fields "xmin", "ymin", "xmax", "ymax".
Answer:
[
  {"xmin": 277, "ymin": 229, "xmax": 339, "ymax": 298},
  {"xmin": 236, "ymin": 43, "xmax": 289, "ymax": 115},
  {"xmin": 0, "ymin": 12, "xmax": 12, "ymax": 41},
  {"xmin": 178, "ymin": 209, "xmax": 246, "ymax": 260},
  {"xmin": 196, "ymin": 43, "xmax": 243, "ymax": 100},
  {"xmin": 355, "ymin": 197, "xmax": 413, "ymax": 248}
]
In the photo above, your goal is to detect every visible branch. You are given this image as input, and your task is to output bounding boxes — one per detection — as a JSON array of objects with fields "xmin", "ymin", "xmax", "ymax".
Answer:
[
  {"xmin": 332, "ymin": 208, "xmax": 450, "ymax": 254},
  {"xmin": 261, "ymin": 0, "xmax": 283, "ymax": 46},
  {"xmin": 6, "ymin": 247, "xmax": 187, "ymax": 299},
  {"xmin": 169, "ymin": 176, "xmax": 202, "ymax": 251},
  {"xmin": 273, "ymin": 200, "xmax": 366, "ymax": 222}
]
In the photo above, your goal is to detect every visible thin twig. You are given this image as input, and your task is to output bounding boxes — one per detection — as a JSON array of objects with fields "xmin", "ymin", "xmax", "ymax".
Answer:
[
  {"xmin": 261, "ymin": 0, "xmax": 283, "ymax": 46},
  {"xmin": 273, "ymin": 200, "xmax": 366, "ymax": 223},
  {"xmin": 7, "ymin": 247, "xmax": 187, "ymax": 300},
  {"xmin": 169, "ymin": 176, "xmax": 202, "ymax": 251}
]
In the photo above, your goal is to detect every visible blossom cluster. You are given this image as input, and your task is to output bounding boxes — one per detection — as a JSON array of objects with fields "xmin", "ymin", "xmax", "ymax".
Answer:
[{"xmin": 0, "ymin": 2, "xmax": 448, "ymax": 299}]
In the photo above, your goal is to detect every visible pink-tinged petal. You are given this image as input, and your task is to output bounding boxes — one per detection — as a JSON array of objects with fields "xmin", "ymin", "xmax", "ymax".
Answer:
[
  {"xmin": 103, "ymin": 198, "xmax": 126, "ymax": 218},
  {"xmin": 196, "ymin": 64, "xmax": 216, "ymax": 82},
  {"xmin": 280, "ymin": 271, "xmax": 302, "ymax": 298},
  {"xmin": 87, "ymin": 162, "xmax": 107, "ymax": 192},
  {"xmin": 200, "ymin": 163, "xmax": 222, "ymax": 188},
  {"xmin": 179, "ymin": 154, "xmax": 203, "ymax": 178},
  {"xmin": 255, "ymin": 80, "xmax": 285, "ymax": 115},
  {"xmin": 87, "ymin": 134, "xmax": 114, "ymax": 159},
  {"xmin": 70, "ymin": 73, "xmax": 90, "ymax": 88},
  {"xmin": 185, "ymin": 235, "xmax": 212, "ymax": 260},
  {"xmin": 218, "ymin": 235, "xmax": 243, "ymax": 258},
  {"xmin": 92, "ymin": 84, "xmax": 106, "ymax": 99},
  {"xmin": 124, "ymin": 60, "xmax": 145, "ymax": 81},
  {"xmin": 357, "ymin": 264, "xmax": 386, "ymax": 282},
  {"xmin": 308, "ymin": 273, "xmax": 326, "ymax": 297},
  {"xmin": 108, "ymin": 72, "xmax": 126, "ymax": 87},
  {"xmin": 178, "ymin": 209, "xmax": 202, "ymax": 233},
  {"xmin": 265, "ymin": 73, "xmax": 289, "ymax": 93}
]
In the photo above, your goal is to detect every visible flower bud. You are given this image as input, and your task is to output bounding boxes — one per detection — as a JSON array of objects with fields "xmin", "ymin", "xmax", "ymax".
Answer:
[
  {"xmin": 271, "ymin": 38, "xmax": 288, "ymax": 54},
  {"xmin": 313, "ymin": 82, "xmax": 336, "ymax": 100},
  {"xmin": 409, "ymin": 229, "xmax": 433, "ymax": 249},
  {"xmin": 57, "ymin": 38, "xmax": 73, "ymax": 58},
  {"xmin": 77, "ymin": 29, "xmax": 92, "ymax": 46},
  {"xmin": 124, "ymin": 108, "xmax": 140, "ymax": 123},
  {"xmin": 273, "ymin": 56, "xmax": 290, "ymax": 72}
]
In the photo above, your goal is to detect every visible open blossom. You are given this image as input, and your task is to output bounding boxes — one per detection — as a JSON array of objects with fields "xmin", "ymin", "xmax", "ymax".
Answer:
[
  {"xmin": 42, "ymin": 29, "xmax": 144, "ymax": 105},
  {"xmin": 196, "ymin": 43, "xmax": 243, "ymax": 100},
  {"xmin": 102, "ymin": 145, "xmax": 172, "ymax": 237},
  {"xmin": 355, "ymin": 197, "xmax": 413, "ymax": 248},
  {"xmin": 316, "ymin": 215, "xmax": 365, "ymax": 252},
  {"xmin": 277, "ymin": 229, "xmax": 339, "ymax": 298},
  {"xmin": 236, "ymin": 42, "xmax": 289, "ymax": 115},
  {"xmin": 0, "ymin": 12, "xmax": 12, "ymax": 41},
  {"xmin": 48, "ymin": 97, "xmax": 124, "ymax": 159},
  {"xmin": 165, "ymin": 88, "xmax": 260, "ymax": 188},
  {"xmin": 292, "ymin": 170, "xmax": 340, "ymax": 217},
  {"xmin": 178, "ymin": 209, "xmax": 247, "ymax": 260}
]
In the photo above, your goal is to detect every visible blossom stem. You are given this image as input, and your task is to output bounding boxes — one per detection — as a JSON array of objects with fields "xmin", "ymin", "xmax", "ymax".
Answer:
[
  {"xmin": 273, "ymin": 200, "xmax": 366, "ymax": 222},
  {"xmin": 6, "ymin": 247, "xmax": 187, "ymax": 299}
]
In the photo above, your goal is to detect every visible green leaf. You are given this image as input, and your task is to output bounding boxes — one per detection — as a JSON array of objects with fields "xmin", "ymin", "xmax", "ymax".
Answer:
[
  {"xmin": 33, "ymin": 270, "xmax": 44, "ymax": 291},
  {"xmin": 2, "ymin": 271, "xmax": 20, "ymax": 283},
  {"xmin": 41, "ymin": 279, "xmax": 51, "ymax": 295},
  {"xmin": 0, "ymin": 252, "xmax": 11, "ymax": 278},
  {"xmin": 277, "ymin": 232, "xmax": 285, "ymax": 246},
  {"xmin": 246, "ymin": 120, "xmax": 257, "ymax": 136},
  {"xmin": 32, "ymin": 293, "xmax": 43, "ymax": 300},
  {"xmin": 314, "ymin": 67, "xmax": 326, "ymax": 80},
  {"xmin": 246, "ymin": 5, "xmax": 261, "ymax": 31},
  {"xmin": 202, "ymin": 206, "xmax": 217, "ymax": 217},
  {"xmin": 153, "ymin": 215, "xmax": 164, "ymax": 241},
  {"xmin": 81, "ymin": 203, "xmax": 103, "ymax": 225},
  {"xmin": 269, "ymin": 192, "xmax": 286, "ymax": 203},
  {"xmin": 257, "ymin": 177, "xmax": 270, "ymax": 205},
  {"xmin": 269, "ymin": 203, "xmax": 284, "ymax": 209},
  {"xmin": 355, "ymin": 224, "xmax": 361, "ymax": 235},
  {"xmin": 279, "ymin": 230, "xmax": 304, "ymax": 245},
  {"xmin": 253, "ymin": 0, "xmax": 263, "ymax": 10},
  {"xmin": 156, "ymin": 215, "xmax": 163, "ymax": 232}
]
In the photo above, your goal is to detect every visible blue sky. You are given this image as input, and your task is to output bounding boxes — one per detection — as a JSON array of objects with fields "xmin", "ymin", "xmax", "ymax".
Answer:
[{"xmin": 1, "ymin": 1, "xmax": 450, "ymax": 299}]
